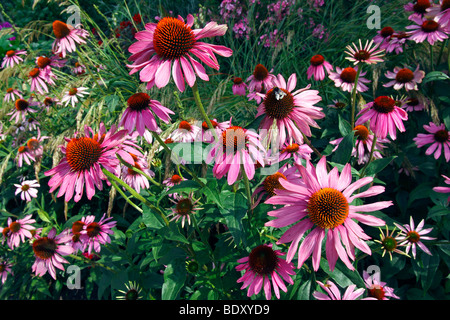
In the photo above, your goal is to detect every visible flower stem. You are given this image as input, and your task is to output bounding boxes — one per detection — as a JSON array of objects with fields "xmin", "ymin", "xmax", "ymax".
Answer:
[
  {"xmin": 192, "ymin": 81, "xmax": 218, "ymax": 140},
  {"xmin": 430, "ymin": 43, "xmax": 434, "ymax": 71},
  {"xmin": 241, "ymin": 164, "xmax": 254, "ymax": 212},
  {"xmin": 350, "ymin": 65, "xmax": 362, "ymax": 129},
  {"xmin": 359, "ymin": 134, "xmax": 377, "ymax": 177}
]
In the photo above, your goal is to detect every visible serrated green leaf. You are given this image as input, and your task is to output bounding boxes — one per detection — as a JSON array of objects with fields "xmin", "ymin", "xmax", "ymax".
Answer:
[{"xmin": 331, "ymin": 131, "xmax": 354, "ymax": 165}]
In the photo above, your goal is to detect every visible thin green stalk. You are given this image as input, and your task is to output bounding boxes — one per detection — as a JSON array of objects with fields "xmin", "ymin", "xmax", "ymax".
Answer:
[
  {"xmin": 102, "ymin": 168, "xmax": 169, "ymax": 226},
  {"xmin": 241, "ymin": 164, "xmax": 253, "ymax": 211},
  {"xmin": 430, "ymin": 43, "xmax": 434, "ymax": 71},
  {"xmin": 117, "ymin": 154, "xmax": 161, "ymax": 188},
  {"xmin": 192, "ymin": 81, "xmax": 218, "ymax": 140},
  {"xmin": 109, "ymin": 178, "xmax": 143, "ymax": 213},
  {"xmin": 350, "ymin": 64, "xmax": 362, "ymax": 129},
  {"xmin": 359, "ymin": 134, "xmax": 377, "ymax": 177}
]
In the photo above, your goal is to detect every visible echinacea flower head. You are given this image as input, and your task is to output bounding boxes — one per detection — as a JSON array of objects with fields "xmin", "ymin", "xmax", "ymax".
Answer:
[
  {"xmin": 433, "ymin": 174, "xmax": 450, "ymax": 202},
  {"xmin": 232, "ymin": 77, "xmax": 247, "ymax": 96},
  {"xmin": 363, "ymin": 270, "xmax": 400, "ymax": 300},
  {"xmin": 1, "ymin": 49, "xmax": 27, "ymax": 69},
  {"xmin": 394, "ymin": 216, "xmax": 436, "ymax": 258},
  {"xmin": 168, "ymin": 193, "xmax": 202, "ymax": 227},
  {"xmin": 127, "ymin": 14, "xmax": 232, "ymax": 92},
  {"xmin": 405, "ymin": 0, "xmax": 433, "ymax": 20},
  {"xmin": 4, "ymin": 87, "xmax": 22, "ymax": 103},
  {"xmin": 384, "ymin": 65, "xmax": 425, "ymax": 91},
  {"xmin": 200, "ymin": 118, "xmax": 230, "ymax": 143},
  {"xmin": 330, "ymin": 125, "xmax": 389, "ymax": 165},
  {"xmin": 206, "ymin": 124, "xmax": 265, "ymax": 185},
  {"xmin": 313, "ymin": 280, "xmax": 371, "ymax": 300},
  {"xmin": 28, "ymin": 67, "xmax": 49, "ymax": 94},
  {"xmin": 434, "ymin": 0, "xmax": 450, "ymax": 27},
  {"xmin": 14, "ymin": 180, "xmax": 40, "ymax": 202},
  {"xmin": 2, "ymin": 214, "xmax": 36, "ymax": 249},
  {"xmin": 31, "ymin": 228, "xmax": 74, "ymax": 280},
  {"xmin": 170, "ymin": 120, "xmax": 202, "ymax": 143},
  {"xmin": 413, "ymin": 122, "xmax": 450, "ymax": 162},
  {"xmin": 16, "ymin": 145, "xmax": 36, "ymax": 168},
  {"xmin": 328, "ymin": 65, "xmax": 370, "ymax": 93},
  {"xmin": 8, "ymin": 98, "xmax": 38, "ymax": 123},
  {"xmin": 406, "ymin": 14, "xmax": 448, "ymax": 45},
  {"xmin": 400, "ymin": 95, "xmax": 427, "ymax": 112},
  {"xmin": 246, "ymin": 63, "xmax": 276, "ymax": 93},
  {"xmin": 373, "ymin": 26, "xmax": 395, "ymax": 47},
  {"xmin": 256, "ymin": 73, "xmax": 324, "ymax": 148},
  {"xmin": 120, "ymin": 92, "xmax": 174, "ymax": 136},
  {"xmin": 278, "ymin": 139, "xmax": 313, "ymax": 163},
  {"xmin": 120, "ymin": 153, "xmax": 154, "ymax": 194},
  {"xmin": 265, "ymin": 156, "xmax": 391, "ymax": 271},
  {"xmin": 356, "ymin": 96, "xmax": 408, "ymax": 140},
  {"xmin": 345, "ymin": 39, "xmax": 385, "ymax": 65},
  {"xmin": 61, "ymin": 87, "xmax": 89, "ymax": 108},
  {"xmin": 79, "ymin": 214, "xmax": 117, "ymax": 254},
  {"xmin": 374, "ymin": 225, "xmax": 410, "ymax": 260},
  {"xmin": 44, "ymin": 123, "xmax": 142, "ymax": 202},
  {"xmin": 116, "ymin": 281, "xmax": 143, "ymax": 300},
  {"xmin": 307, "ymin": 54, "xmax": 333, "ymax": 81},
  {"xmin": 52, "ymin": 20, "xmax": 89, "ymax": 57},
  {"xmin": 236, "ymin": 243, "xmax": 295, "ymax": 300}
]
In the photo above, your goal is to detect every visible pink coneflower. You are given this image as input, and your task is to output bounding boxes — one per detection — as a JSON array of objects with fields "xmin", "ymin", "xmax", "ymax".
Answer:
[
  {"xmin": 433, "ymin": 174, "xmax": 450, "ymax": 202},
  {"xmin": 52, "ymin": 20, "xmax": 89, "ymax": 58},
  {"xmin": 265, "ymin": 156, "xmax": 391, "ymax": 271},
  {"xmin": 363, "ymin": 270, "xmax": 400, "ymax": 300},
  {"xmin": 168, "ymin": 193, "xmax": 202, "ymax": 227},
  {"xmin": 127, "ymin": 14, "xmax": 232, "ymax": 92},
  {"xmin": 31, "ymin": 228, "xmax": 74, "ymax": 280},
  {"xmin": 170, "ymin": 120, "xmax": 202, "ymax": 143},
  {"xmin": 400, "ymin": 95, "xmax": 427, "ymax": 112},
  {"xmin": 373, "ymin": 26, "xmax": 395, "ymax": 48},
  {"xmin": 413, "ymin": 122, "xmax": 450, "ymax": 162},
  {"xmin": 278, "ymin": 139, "xmax": 313, "ymax": 163},
  {"xmin": 355, "ymin": 96, "xmax": 408, "ymax": 140},
  {"xmin": 374, "ymin": 225, "xmax": 410, "ymax": 260},
  {"xmin": 307, "ymin": 54, "xmax": 333, "ymax": 81},
  {"xmin": 79, "ymin": 214, "xmax": 117, "ymax": 254},
  {"xmin": 236, "ymin": 243, "xmax": 295, "ymax": 300},
  {"xmin": 405, "ymin": 0, "xmax": 432, "ymax": 18},
  {"xmin": 433, "ymin": 0, "xmax": 450, "ymax": 27},
  {"xmin": 1, "ymin": 49, "xmax": 26, "ymax": 68},
  {"xmin": 252, "ymin": 164, "xmax": 301, "ymax": 207},
  {"xmin": 313, "ymin": 280, "xmax": 372, "ymax": 300},
  {"xmin": 41, "ymin": 96, "xmax": 62, "ymax": 112},
  {"xmin": 23, "ymin": 116, "xmax": 41, "ymax": 131},
  {"xmin": 206, "ymin": 124, "xmax": 265, "ymax": 185},
  {"xmin": 8, "ymin": 98, "xmax": 38, "ymax": 123},
  {"xmin": 163, "ymin": 174, "xmax": 187, "ymax": 198},
  {"xmin": 4, "ymin": 87, "xmax": 22, "ymax": 103},
  {"xmin": 119, "ymin": 92, "xmax": 174, "ymax": 136},
  {"xmin": 16, "ymin": 145, "xmax": 36, "ymax": 168},
  {"xmin": 345, "ymin": 39, "xmax": 385, "ymax": 65},
  {"xmin": 330, "ymin": 125, "xmax": 389, "ymax": 165},
  {"xmin": 0, "ymin": 259, "xmax": 13, "ymax": 284},
  {"xmin": 406, "ymin": 15, "xmax": 448, "ymax": 45},
  {"xmin": 35, "ymin": 56, "xmax": 58, "ymax": 83},
  {"xmin": 328, "ymin": 66, "xmax": 370, "ymax": 93},
  {"xmin": 256, "ymin": 73, "xmax": 324, "ymax": 148},
  {"xmin": 3, "ymin": 214, "xmax": 36, "ymax": 249},
  {"xmin": 71, "ymin": 62, "xmax": 86, "ymax": 75},
  {"xmin": 14, "ymin": 180, "xmax": 40, "ymax": 202},
  {"xmin": 232, "ymin": 77, "xmax": 247, "ymax": 95},
  {"xmin": 200, "ymin": 118, "xmax": 230, "ymax": 143},
  {"xmin": 246, "ymin": 64, "xmax": 276, "ymax": 94},
  {"xmin": 61, "ymin": 87, "xmax": 89, "ymax": 107},
  {"xmin": 45, "ymin": 123, "xmax": 141, "ymax": 202},
  {"xmin": 67, "ymin": 220, "xmax": 86, "ymax": 253},
  {"xmin": 120, "ymin": 153, "xmax": 154, "ymax": 194},
  {"xmin": 383, "ymin": 65, "xmax": 425, "ymax": 91},
  {"xmin": 394, "ymin": 216, "xmax": 436, "ymax": 258},
  {"xmin": 386, "ymin": 31, "xmax": 410, "ymax": 54},
  {"xmin": 26, "ymin": 128, "xmax": 48, "ymax": 159}
]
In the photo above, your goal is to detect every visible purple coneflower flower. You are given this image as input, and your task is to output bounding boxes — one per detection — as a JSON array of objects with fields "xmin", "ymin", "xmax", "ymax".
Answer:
[{"xmin": 413, "ymin": 122, "xmax": 450, "ymax": 162}]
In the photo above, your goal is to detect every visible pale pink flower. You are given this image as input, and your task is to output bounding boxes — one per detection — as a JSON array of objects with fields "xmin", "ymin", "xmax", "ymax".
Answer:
[
  {"xmin": 199, "ymin": 118, "xmax": 231, "ymax": 143},
  {"xmin": 404, "ymin": 0, "xmax": 433, "ymax": 20},
  {"xmin": 256, "ymin": 73, "xmax": 324, "ymax": 148},
  {"xmin": 413, "ymin": 122, "xmax": 450, "ymax": 162},
  {"xmin": 3, "ymin": 214, "xmax": 36, "ymax": 249},
  {"xmin": 307, "ymin": 54, "xmax": 333, "ymax": 81},
  {"xmin": 278, "ymin": 139, "xmax": 313, "ymax": 163},
  {"xmin": 383, "ymin": 65, "xmax": 425, "ymax": 91},
  {"xmin": 120, "ymin": 153, "xmax": 154, "ymax": 194},
  {"xmin": 433, "ymin": 174, "xmax": 450, "ymax": 202},
  {"xmin": 246, "ymin": 64, "xmax": 276, "ymax": 95},
  {"xmin": 8, "ymin": 98, "xmax": 38, "ymax": 123},
  {"xmin": 16, "ymin": 145, "xmax": 36, "ymax": 168},
  {"xmin": 31, "ymin": 228, "xmax": 74, "ymax": 280},
  {"xmin": 119, "ymin": 92, "xmax": 174, "ymax": 136},
  {"xmin": 127, "ymin": 14, "xmax": 232, "ymax": 92},
  {"xmin": 0, "ymin": 259, "xmax": 13, "ymax": 284},
  {"xmin": 163, "ymin": 174, "xmax": 187, "ymax": 198},
  {"xmin": 232, "ymin": 77, "xmax": 247, "ymax": 95},
  {"xmin": 52, "ymin": 20, "xmax": 89, "ymax": 58},
  {"xmin": 168, "ymin": 193, "xmax": 202, "ymax": 228},
  {"xmin": 313, "ymin": 280, "xmax": 373, "ymax": 300},
  {"xmin": 363, "ymin": 270, "xmax": 400, "ymax": 300},
  {"xmin": 356, "ymin": 96, "xmax": 408, "ymax": 140},
  {"xmin": 345, "ymin": 39, "xmax": 385, "ymax": 65},
  {"xmin": 206, "ymin": 124, "xmax": 266, "ymax": 185},
  {"xmin": 61, "ymin": 87, "xmax": 89, "ymax": 107},
  {"xmin": 79, "ymin": 214, "xmax": 117, "ymax": 254},
  {"xmin": 1, "ymin": 49, "xmax": 27, "ymax": 68},
  {"xmin": 400, "ymin": 95, "xmax": 427, "ymax": 112},
  {"xmin": 4, "ymin": 87, "xmax": 22, "ymax": 103},
  {"xmin": 236, "ymin": 244, "xmax": 295, "ymax": 300},
  {"xmin": 44, "ymin": 123, "xmax": 142, "ymax": 202},
  {"xmin": 394, "ymin": 216, "xmax": 436, "ymax": 258},
  {"xmin": 265, "ymin": 156, "xmax": 390, "ymax": 271},
  {"xmin": 328, "ymin": 65, "xmax": 371, "ymax": 93},
  {"xmin": 406, "ymin": 15, "xmax": 448, "ymax": 45},
  {"xmin": 170, "ymin": 120, "xmax": 202, "ymax": 143},
  {"xmin": 14, "ymin": 180, "xmax": 40, "ymax": 202}
]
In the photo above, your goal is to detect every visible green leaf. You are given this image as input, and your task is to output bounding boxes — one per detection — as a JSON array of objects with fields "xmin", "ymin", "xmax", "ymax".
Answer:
[
  {"xmin": 320, "ymin": 258, "xmax": 365, "ymax": 288},
  {"xmin": 161, "ymin": 261, "xmax": 186, "ymax": 300},
  {"xmin": 37, "ymin": 209, "xmax": 51, "ymax": 223},
  {"xmin": 166, "ymin": 179, "xmax": 202, "ymax": 195},
  {"xmin": 218, "ymin": 191, "xmax": 248, "ymax": 246},
  {"xmin": 331, "ymin": 131, "xmax": 354, "ymax": 165},
  {"xmin": 338, "ymin": 114, "xmax": 352, "ymax": 137},
  {"xmin": 422, "ymin": 71, "xmax": 450, "ymax": 84},
  {"xmin": 363, "ymin": 156, "xmax": 396, "ymax": 176}
]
